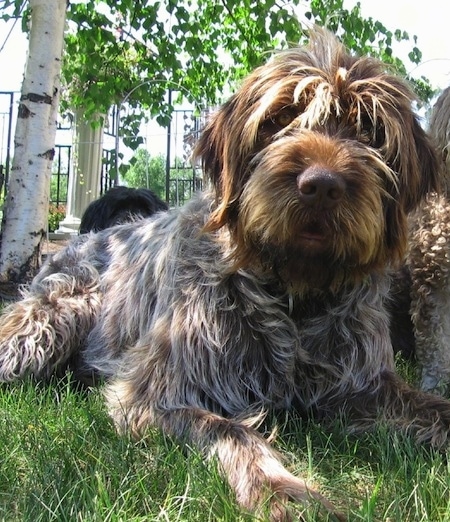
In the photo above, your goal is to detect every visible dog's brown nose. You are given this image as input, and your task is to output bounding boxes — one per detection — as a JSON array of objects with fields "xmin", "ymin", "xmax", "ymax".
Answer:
[{"xmin": 297, "ymin": 166, "xmax": 345, "ymax": 209}]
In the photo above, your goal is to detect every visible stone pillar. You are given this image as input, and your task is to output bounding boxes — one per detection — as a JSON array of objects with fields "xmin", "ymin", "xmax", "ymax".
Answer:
[{"xmin": 57, "ymin": 110, "xmax": 104, "ymax": 234}]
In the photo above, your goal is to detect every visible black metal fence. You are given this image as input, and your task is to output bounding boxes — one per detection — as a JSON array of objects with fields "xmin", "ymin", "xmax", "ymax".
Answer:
[
  {"xmin": 100, "ymin": 148, "xmax": 115, "ymax": 196},
  {"xmin": 51, "ymin": 144, "xmax": 71, "ymax": 207},
  {"xmin": 0, "ymin": 91, "xmax": 204, "ymax": 210},
  {"xmin": 164, "ymin": 108, "xmax": 203, "ymax": 205}
]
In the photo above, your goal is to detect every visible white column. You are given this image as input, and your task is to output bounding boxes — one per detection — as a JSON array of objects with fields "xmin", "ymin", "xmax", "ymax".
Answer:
[{"xmin": 57, "ymin": 110, "xmax": 104, "ymax": 234}]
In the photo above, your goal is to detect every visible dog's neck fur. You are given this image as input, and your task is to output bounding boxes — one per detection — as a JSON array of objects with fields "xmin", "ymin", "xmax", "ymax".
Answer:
[{"xmin": 221, "ymin": 228, "xmax": 378, "ymax": 297}]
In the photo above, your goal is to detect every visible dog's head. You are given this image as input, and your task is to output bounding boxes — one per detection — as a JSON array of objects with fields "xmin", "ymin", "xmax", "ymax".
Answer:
[{"xmin": 194, "ymin": 29, "xmax": 440, "ymax": 291}]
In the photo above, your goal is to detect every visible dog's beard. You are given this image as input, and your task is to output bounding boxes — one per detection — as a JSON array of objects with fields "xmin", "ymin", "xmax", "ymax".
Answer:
[{"xmin": 252, "ymin": 241, "xmax": 348, "ymax": 291}]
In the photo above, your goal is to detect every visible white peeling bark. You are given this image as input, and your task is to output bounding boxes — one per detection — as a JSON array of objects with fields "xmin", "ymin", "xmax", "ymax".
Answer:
[{"xmin": 0, "ymin": 0, "xmax": 67, "ymax": 282}]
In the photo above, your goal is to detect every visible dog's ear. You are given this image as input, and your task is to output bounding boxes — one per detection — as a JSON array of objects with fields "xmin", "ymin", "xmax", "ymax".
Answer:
[
  {"xmin": 193, "ymin": 95, "xmax": 258, "ymax": 232},
  {"xmin": 193, "ymin": 108, "xmax": 227, "ymax": 195},
  {"xmin": 194, "ymin": 99, "xmax": 240, "ymax": 231},
  {"xmin": 383, "ymin": 116, "xmax": 442, "ymax": 264},
  {"xmin": 393, "ymin": 114, "xmax": 442, "ymax": 212}
]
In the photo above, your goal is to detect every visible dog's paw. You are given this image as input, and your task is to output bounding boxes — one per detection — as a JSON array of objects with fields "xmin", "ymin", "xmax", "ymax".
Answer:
[
  {"xmin": 268, "ymin": 475, "xmax": 345, "ymax": 522},
  {"xmin": 234, "ymin": 463, "xmax": 345, "ymax": 521}
]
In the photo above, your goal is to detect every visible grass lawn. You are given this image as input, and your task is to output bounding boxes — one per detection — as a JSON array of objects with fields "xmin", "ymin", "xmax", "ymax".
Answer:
[{"xmin": 1, "ymin": 363, "xmax": 450, "ymax": 521}]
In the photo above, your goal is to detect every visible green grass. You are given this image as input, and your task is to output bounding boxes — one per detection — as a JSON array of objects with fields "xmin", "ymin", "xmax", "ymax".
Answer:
[{"xmin": 1, "ymin": 368, "xmax": 450, "ymax": 521}]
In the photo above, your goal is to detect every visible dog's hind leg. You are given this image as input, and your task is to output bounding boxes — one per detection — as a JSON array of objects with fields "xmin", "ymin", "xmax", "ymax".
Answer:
[{"xmin": 0, "ymin": 248, "xmax": 102, "ymax": 382}]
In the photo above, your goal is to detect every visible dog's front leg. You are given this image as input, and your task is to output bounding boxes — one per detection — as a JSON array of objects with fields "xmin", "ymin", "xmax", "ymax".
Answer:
[
  {"xmin": 106, "ymin": 383, "xmax": 343, "ymax": 521},
  {"xmin": 0, "ymin": 249, "xmax": 101, "ymax": 381},
  {"xmin": 347, "ymin": 370, "xmax": 450, "ymax": 448}
]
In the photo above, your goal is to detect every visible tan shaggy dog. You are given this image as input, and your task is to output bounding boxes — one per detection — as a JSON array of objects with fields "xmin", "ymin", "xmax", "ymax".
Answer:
[
  {"xmin": 404, "ymin": 86, "xmax": 450, "ymax": 394},
  {"xmin": 1, "ymin": 30, "xmax": 450, "ymax": 520}
]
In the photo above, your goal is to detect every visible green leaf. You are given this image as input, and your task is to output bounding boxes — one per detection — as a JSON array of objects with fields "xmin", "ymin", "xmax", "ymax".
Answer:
[{"xmin": 54, "ymin": 0, "xmax": 434, "ymax": 158}]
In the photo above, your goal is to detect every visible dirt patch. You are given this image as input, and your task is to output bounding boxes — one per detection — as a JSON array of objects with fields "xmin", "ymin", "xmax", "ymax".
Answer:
[
  {"xmin": 0, "ymin": 239, "xmax": 72, "ymax": 302},
  {"xmin": 42, "ymin": 238, "xmax": 70, "ymax": 256}
]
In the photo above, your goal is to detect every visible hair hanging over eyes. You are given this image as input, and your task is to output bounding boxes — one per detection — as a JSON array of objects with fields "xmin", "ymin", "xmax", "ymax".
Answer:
[{"xmin": 193, "ymin": 29, "xmax": 441, "ymax": 234}]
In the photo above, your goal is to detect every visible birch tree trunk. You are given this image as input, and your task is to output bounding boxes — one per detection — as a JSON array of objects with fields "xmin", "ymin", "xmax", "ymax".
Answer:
[{"xmin": 0, "ymin": 0, "xmax": 67, "ymax": 283}]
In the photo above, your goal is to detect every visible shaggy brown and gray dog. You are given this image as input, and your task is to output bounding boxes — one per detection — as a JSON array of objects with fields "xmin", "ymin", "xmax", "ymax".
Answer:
[
  {"xmin": 1, "ymin": 30, "xmax": 450, "ymax": 519},
  {"xmin": 406, "ymin": 86, "xmax": 450, "ymax": 393}
]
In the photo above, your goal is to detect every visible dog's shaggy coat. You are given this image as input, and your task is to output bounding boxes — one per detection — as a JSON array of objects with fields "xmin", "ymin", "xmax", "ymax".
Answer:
[
  {"xmin": 406, "ymin": 86, "xmax": 450, "ymax": 393},
  {"xmin": 1, "ymin": 30, "xmax": 450, "ymax": 519}
]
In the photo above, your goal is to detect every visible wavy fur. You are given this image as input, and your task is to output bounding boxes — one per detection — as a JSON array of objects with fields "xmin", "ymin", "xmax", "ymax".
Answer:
[
  {"xmin": 400, "ymin": 87, "xmax": 450, "ymax": 393},
  {"xmin": 0, "ymin": 29, "xmax": 449, "ymax": 520}
]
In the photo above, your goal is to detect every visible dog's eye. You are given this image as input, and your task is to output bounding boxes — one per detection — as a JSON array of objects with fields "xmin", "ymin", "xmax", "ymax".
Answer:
[
  {"xmin": 359, "ymin": 114, "xmax": 374, "ymax": 136},
  {"xmin": 272, "ymin": 108, "xmax": 297, "ymax": 128},
  {"xmin": 373, "ymin": 122, "xmax": 386, "ymax": 148},
  {"xmin": 358, "ymin": 115, "xmax": 385, "ymax": 148}
]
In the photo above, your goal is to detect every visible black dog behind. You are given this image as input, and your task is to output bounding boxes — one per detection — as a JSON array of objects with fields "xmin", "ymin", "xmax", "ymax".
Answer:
[{"xmin": 79, "ymin": 186, "xmax": 168, "ymax": 234}]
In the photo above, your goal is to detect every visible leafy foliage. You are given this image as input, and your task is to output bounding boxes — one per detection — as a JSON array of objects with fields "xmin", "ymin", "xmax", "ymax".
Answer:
[
  {"xmin": 60, "ymin": 0, "xmax": 436, "ymax": 141},
  {"xmin": 1, "ymin": 0, "xmax": 436, "ymax": 151},
  {"xmin": 122, "ymin": 149, "xmax": 167, "ymax": 197},
  {"xmin": 122, "ymin": 148, "xmax": 200, "ymax": 205},
  {"xmin": 47, "ymin": 204, "xmax": 66, "ymax": 232},
  {"xmin": 0, "ymin": 0, "xmax": 25, "ymax": 20}
]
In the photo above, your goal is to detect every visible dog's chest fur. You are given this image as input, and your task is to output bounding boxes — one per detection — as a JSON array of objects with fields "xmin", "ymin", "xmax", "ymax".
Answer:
[{"xmin": 85, "ymin": 193, "xmax": 394, "ymax": 417}]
